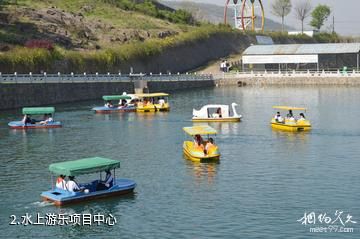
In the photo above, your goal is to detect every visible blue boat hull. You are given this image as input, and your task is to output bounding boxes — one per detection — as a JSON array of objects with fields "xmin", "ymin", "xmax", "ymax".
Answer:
[
  {"xmin": 41, "ymin": 178, "xmax": 136, "ymax": 206},
  {"xmin": 92, "ymin": 106, "xmax": 136, "ymax": 113},
  {"xmin": 8, "ymin": 121, "xmax": 62, "ymax": 129}
]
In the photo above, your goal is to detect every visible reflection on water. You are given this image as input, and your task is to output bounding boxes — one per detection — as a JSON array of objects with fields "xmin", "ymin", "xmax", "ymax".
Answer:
[
  {"xmin": 0, "ymin": 86, "xmax": 360, "ymax": 238},
  {"xmin": 185, "ymin": 160, "xmax": 219, "ymax": 184}
]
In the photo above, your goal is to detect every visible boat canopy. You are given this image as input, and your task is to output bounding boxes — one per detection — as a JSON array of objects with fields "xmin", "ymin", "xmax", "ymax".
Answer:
[
  {"xmin": 22, "ymin": 107, "xmax": 55, "ymax": 115},
  {"xmin": 183, "ymin": 125, "xmax": 217, "ymax": 136},
  {"xmin": 102, "ymin": 95, "xmax": 131, "ymax": 101},
  {"xmin": 273, "ymin": 106, "xmax": 307, "ymax": 111},
  {"xmin": 135, "ymin": 93, "xmax": 169, "ymax": 98},
  {"xmin": 49, "ymin": 157, "xmax": 120, "ymax": 176}
]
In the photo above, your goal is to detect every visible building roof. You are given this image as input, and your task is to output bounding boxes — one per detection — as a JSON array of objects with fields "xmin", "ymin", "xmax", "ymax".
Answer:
[{"xmin": 243, "ymin": 43, "xmax": 360, "ymax": 55}]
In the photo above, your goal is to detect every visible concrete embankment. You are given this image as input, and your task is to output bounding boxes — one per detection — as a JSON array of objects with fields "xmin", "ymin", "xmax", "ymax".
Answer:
[
  {"xmin": 215, "ymin": 75, "xmax": 360, "ymax": 86},
  {"xmin": 0, "ymin": 75, "xmax": 214, "ymax": 110}
]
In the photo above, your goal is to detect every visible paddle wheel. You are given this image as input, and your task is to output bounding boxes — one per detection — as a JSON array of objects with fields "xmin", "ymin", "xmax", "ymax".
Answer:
[{"xmin": 224, "ymin": 0, "xmax": 265, "ymax": 32}]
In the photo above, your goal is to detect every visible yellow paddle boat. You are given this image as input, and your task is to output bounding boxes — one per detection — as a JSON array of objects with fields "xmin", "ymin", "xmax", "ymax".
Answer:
[
  {"xmin": 135, "ymin": 93, "xmax": 170, "ymax": 112},
  {"xmin": 183, "ymin": 125, "xmax": 220, "ymax": 162},
  {"xmin": 271, "ymin": 106, "xmax": 311, "ymax": 132}
]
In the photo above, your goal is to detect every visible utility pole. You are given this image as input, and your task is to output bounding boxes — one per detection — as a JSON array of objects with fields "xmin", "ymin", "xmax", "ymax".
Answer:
[{"xmin": 332, "ymin": 15, "xmax": 335, "ymax": 34}]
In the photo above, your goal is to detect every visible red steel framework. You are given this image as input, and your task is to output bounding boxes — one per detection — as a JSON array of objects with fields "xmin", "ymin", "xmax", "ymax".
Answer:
[{"xmin": 224, "ymin": 0, "xmax": 265, "ymax": 32}]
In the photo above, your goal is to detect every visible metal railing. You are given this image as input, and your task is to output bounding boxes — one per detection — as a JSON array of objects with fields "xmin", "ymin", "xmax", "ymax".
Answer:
[
  {"xmin": 212, "ymin": 70, "xmax": 360, "ymax": 80},
  {"xmin": 0, "ymin": 72, "xmax": 212, "ymax": 84}
]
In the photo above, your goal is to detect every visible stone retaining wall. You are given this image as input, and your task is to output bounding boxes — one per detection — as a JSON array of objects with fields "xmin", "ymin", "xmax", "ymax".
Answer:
[
  {"xmin": 0, "ymin": 78, "xmax": 215, "ymax": 110},
  {"xmin": 147, "ymin": 80, "xmax": 215, "ymax": 92},
  {"xmin": 215, "ymin": 77, "xmax": 360, "ymax": 86},
  {"xmin": 0, "ymin": 82, "xmax": 133, "ymax": 110}
]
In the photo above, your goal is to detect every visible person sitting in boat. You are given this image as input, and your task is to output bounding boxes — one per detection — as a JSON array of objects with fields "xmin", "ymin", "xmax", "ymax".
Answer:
[
  {"xmin": 56, "ymin": 175, "xmax": 67, "ymax": 190},
  {"xmin": 274, "ymin": 112, "xmax": 284, "ymax": 123},
  {"xmin": 158, "ymin": 97, "xmax": 165, "ymax": 106},
  {"xmin": 22, "ymin": 114, "xmax": 32, "ymax": 125},
  {"xmin": 66, "ymin": 176, "xmax": 84, "ymax": 192},
  {"xmin": 297, "ymin": 113, "xmax": 306, "ymax": 121},
  {"xmin": 193, "ymin": 134, "xmax": 204, "ymax": 151},
  {"xmin": 205, "ymin": 138, "xmax": 216, "ymax": 155},
  {"xmin": 287, "ymin": 110, "xmax": 293, "ymax": 118},
  {"xmin": 104, "ymin": 101, "xmax": 113, "ymax": 108},
  {"xmin": 96, "ymin": 169, "xmax": 114, "ymax": 191},
  {"xmin": 212, "ymin": 108, "xmax": 222, "ymax": 118},
  {"xmin": 143, "ymin": 99, "xmax": 149, "ymax": 106},
  {"xmin": 40, "ymin": 114, "xmax": 54, "ymax": 125},
  {"xmin": 216, "ymin": 108, "xmax": 222, "ymax": 118},
  {"xmin": 118, "ymin": 99, "xmax": 128, "ymax": 108}
]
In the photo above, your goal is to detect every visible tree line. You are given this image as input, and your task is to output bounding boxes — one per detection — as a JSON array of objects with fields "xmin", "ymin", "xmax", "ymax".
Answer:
[{"xmin": 271, "ymin": 0, "xmax": 331, "ymax": 33}]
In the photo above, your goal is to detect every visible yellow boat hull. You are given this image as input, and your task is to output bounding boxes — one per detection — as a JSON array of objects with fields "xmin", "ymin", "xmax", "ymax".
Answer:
[
  {"xmin": 183, "ymin": 141, "xmax": 220, "ymax": 162},
  {"xmin": 192, "ymin": 117, "xmax": 241, "ymax": 122},
  {"xmin": 271, "ymin": 120, "xmax": 311, "ymax": 132},
  {"xmin": 136, "ymin": 103, "xmax": 170, "ymax": 112}
]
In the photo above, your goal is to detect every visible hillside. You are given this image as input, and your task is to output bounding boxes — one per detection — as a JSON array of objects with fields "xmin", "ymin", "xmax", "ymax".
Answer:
[
  {"xmin": 160, "ymin": 1, "xmax": 293, "ymax": 31},
  {"xmin": 0, "ymin": 0, "xmax": 195, "ymax": 50}
]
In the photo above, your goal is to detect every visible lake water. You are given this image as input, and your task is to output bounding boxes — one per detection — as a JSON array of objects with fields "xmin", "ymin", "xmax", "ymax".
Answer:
[{"xmin": 0, "ymin": 86, "xmax": 359, "ymax": 238}]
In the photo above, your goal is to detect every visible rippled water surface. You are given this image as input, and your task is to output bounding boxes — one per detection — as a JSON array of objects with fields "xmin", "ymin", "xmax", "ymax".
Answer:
[{"xmin": 0, "ymin": 86, "xmax": 359, "ymax": 238}]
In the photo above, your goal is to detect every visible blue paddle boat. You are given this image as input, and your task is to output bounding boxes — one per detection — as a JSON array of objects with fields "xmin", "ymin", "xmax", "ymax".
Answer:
[
  {"xmin": 8, "ymin": 107, "xmax": 62, "ymax": 129},
  {"xmin": 92, "ymin": 95, "xmax": 136, "ymax": 113},
  {"xmin": 41, "ymin": 157, "xmax": 136, "ymax": 206}
]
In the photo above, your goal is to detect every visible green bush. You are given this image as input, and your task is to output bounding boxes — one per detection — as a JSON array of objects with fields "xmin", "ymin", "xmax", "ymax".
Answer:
[
  {"xmin": 314, "ymin": 32, "xmax": 341, "ymax": 43},
  {"xmin": 0, "ymin": 25, "xmax": 236, "ymax": 73}
]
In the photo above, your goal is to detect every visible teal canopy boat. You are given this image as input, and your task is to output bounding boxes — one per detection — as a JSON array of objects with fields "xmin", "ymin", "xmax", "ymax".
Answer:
[
  {"xmin": 92, "ymin": 95, "xmax": 136, "ymax": 113},
  {"xmin": 49, "ymin": 157, "xmax": 120, "ymax": 176},
  {"xmin": 102, "ymin": 95, "xmax": 131, "ymax": 101},
  {"xmin": 8, "ymin": 107, "xmax": 62, "ymax": 129},
  {"xmin": 22, "ymin": 107, "xmax": 55, "ymax": 115},
  {"xmin": 41, "ymin": 157, "xmax": 136, "ymax": 206}
]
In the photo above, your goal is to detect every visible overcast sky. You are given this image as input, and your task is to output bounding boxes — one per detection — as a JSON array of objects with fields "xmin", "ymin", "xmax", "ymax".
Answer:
[{"xmin": 174, "ymin": 0, "xmax": 360, "ymax": 36}]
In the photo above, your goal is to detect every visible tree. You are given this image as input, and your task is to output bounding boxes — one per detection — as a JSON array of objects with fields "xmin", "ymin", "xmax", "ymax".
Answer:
[
  {"xmin": 271, "ymin": 0, "xmax": 292, "ymax": 32},
  {"xmin": 294, "ymin": 0, "xmax": 312, "ymax": 33},
  {"xmin": 310, "ymin": 4, "xmax": 331, "ymax": 31}
]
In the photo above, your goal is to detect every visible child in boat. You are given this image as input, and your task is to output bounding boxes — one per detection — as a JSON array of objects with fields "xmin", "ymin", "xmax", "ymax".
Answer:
[{"xmin": 56, "ymin": 175, "xmax": 67, "ymax": 190}]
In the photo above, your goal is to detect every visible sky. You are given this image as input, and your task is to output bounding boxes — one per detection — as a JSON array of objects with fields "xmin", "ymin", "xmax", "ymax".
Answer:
[{"xmin": 174, "ymin": 0, "xmax": 360, "ymax": 36}]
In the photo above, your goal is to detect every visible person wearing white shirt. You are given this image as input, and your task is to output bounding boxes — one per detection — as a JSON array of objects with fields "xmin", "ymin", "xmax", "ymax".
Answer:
[
  {"xmin": 66, "ymin": 176, "xmax": 82, "ymax": 192},
  {"xmin": 56, "ymin": 175, "xmax": 67, "ymax": 190},
  {"xmin": 274, "ymin": 112, "xmax": 284, "ymax": 123},
  {"xmin": 158, "ymin": 98, "xmax": 165, "ymax": 106}
]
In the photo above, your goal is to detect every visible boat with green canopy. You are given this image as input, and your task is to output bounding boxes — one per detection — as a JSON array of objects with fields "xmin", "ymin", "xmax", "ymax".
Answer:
[
  {"xmin": 92, "ymin": 94, "xmax": 136, "ymax": 113},
  {"xmin": 8, "ymin": 107, "xmax": 62, "ymax": 129},
  {"xmin": 41, "ymin": 157, "xmax": 136, "ymax": 206}
]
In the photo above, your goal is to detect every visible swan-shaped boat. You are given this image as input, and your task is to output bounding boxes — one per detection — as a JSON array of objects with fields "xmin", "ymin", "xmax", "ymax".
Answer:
[
  {"xmin": 271, "ymin": 106, "xmax": 311, "ymax": 132},
  {"xmin": 192, "ymin": 103, "xmax": 242, "ymax": 122}
]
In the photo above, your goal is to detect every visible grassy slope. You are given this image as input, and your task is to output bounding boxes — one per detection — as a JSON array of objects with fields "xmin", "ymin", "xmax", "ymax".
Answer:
[{"xmin": 2, "ymin": 0, "xmax": 192, "ymax": 49}]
